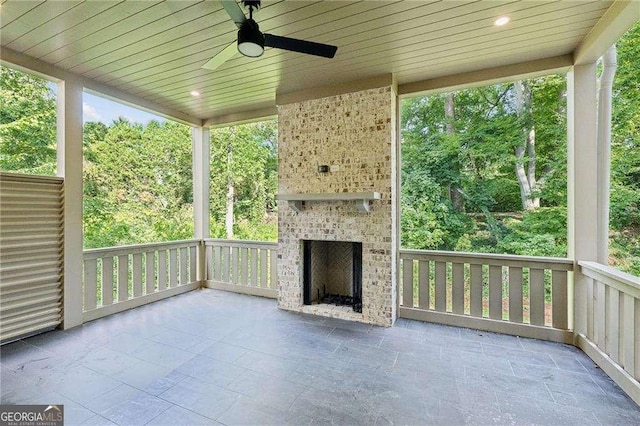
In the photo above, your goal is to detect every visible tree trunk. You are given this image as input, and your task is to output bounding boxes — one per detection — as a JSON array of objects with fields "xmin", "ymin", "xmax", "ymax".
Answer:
[
  {"xmin": 513, "ymin": 81, "xmax": 539, "ymax": 210},
  {"xmin": 445, "ymin": 92, "xmax": 465, "ymax": 212},
  {"xmin": 225, "ymin": 140, "xmax": 234, "ymax": 238}
]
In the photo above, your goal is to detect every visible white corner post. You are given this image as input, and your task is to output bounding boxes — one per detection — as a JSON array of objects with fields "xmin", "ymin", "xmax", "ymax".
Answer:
[
  {"xmin": 57, "ymin": 78, "xmax": 84, "ymax": 329},
  {"xmin": 597, "ymin": 45, "xmax": 617, "ymax": 264},
  {"xmin": 567, "ymin": 63, "xmax": 598, "ymax": 337},
  {"xmin": 192, "ymin": 126, "xmax": 210, "ymax": 284}
]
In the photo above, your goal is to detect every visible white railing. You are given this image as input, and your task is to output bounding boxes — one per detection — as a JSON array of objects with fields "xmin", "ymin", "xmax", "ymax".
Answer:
[
  {"xmin": 399, "ymin": 249, "xmax": 574, "ymax": 342},
  {"xmin": 203, "ymin": 239, "xmax": 278, "ymax": 298},
  {"xmin": 577, "ymin": 261, "xmax": 640, "ymax": 404},
  {"xmin": 82, "ymin": 239, "xmax": 201, "ymax": 321}
]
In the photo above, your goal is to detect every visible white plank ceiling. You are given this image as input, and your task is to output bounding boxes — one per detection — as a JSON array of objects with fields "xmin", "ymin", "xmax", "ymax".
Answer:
[{"xmin": 0, "ymin": 0, "xmax": 616, "ymax": 121}]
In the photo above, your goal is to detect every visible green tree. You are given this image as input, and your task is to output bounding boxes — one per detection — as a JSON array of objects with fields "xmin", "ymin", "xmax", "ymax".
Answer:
[
  {"xmin": 0, "ymin": 66, "xmax": 56, "ymax": 175},
  {"xmin": 609, "ymin": 22, "xmax": 640, "ymax": 274},
  {"xmin": 401, "ymin": 74, "xmax": 568, "ymax": 254},
  {"xmin": 209, "ymin": 120, "xmax": 277, "ymax": 241},
  {"xmin": 83, "ymin": 119, "xmax": 194, "ymax": 248}
]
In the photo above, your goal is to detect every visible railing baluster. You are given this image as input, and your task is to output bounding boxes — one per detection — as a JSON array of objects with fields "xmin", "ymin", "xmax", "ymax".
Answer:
[
  {"xmin": 169, "ymin": 248, "xmax": 178, "ymax": 288},
  {"xmin": 434, "ymin": 261, "xmax": 446, "ymax": 312},
  {"xmin": 260, "ymin": 249, "xmax": 268, "ymax": 288},
  {"xmin": 586, "ymin": 276, "xmax": 595, "ymax": 339},
  {"xmin": 606, "ymin": 287, "xmax": 620, "ymax": 362},
  {"xmin": 145, "ymin": 251, "xmax": 155, "ymax": 294},
  {"xmin": 179, "ymin": 247, "xmax": 188, "ymax": 285},
  {"xmin": 418, "ymin": 260, "xmax": 429, "ymax": 310},
  {"xmin": 157, "ymin": 250, "xmax": 167, "ymax": 291},
  {"xmin": 630, "ymin": 299, "xmax": 640, "ymax": 380},
  {"xmin": 84, "ymin": 259, "xmax": 98, "ymax": 310},
  {"xmin": 594, "ymin": 280, "xmax": 606, "ymax": 347},
  {"xmin": 117, "ymin": 254, "xmax": 128, "ymax": 302},
  {"xmin": 222, "ymin": 245, "xmax": 230, "ymax": 282},
  {"xmin": 232, "ymin": 246, "xmax": 240, "ymax": 284},
  {"xmin": 190, "ymin": 246, "xmax": 197, "ymax": 283},
  {"xmin": 552, "ymin": 270, "xmax": 568, "ymax": 330},
  {"xmin": 132, "ymin": 253, "xmax": 142, "ymax": 297},
  {"xmin": 452, "ymin": 262, "xmax": 464, "ymax": 315},
  {"xmin": 250, "ymin": 248, "xmax": 258, "ymax": 287},
  {"xmin": 240, "ymin": 246, "xmax": 249, "ymax": 285},
  {"xmin": 489, "ymin": 265, "xmax": 502, "ymax": 320},
  {"xmin": 270, "ymin": 247, "xmax": 277, "ymax": 289},
  {"xmin": 402, "ymin": 259, "xmax": 414, "ymax": 308},
  {"xmin": 102, "ymin": 257, "xmax": 114, "ymax": 306},
  {"xmin": 210, "ymin": 245, "xmax": 218, "ymax": 281},
  {"xmin": 469, "ymin": 264, "xmax": 482, "ymax": 318},
  {"xmin": 621, "ymin": 293, "xmax": 636, "ymax": 377},
  {"xmin": 529, "ymin": 268, "xmax": 545, "ymax": 326},
  {"xmin": 509, "ymin": 266, "xmax": 523, "ymax": 323}
]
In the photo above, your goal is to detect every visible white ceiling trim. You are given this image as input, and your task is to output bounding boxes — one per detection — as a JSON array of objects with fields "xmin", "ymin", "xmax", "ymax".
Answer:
[
  {"xmin": 574, "ymin": 0, "xmax": 640, "ymax": 65},
  {"xmin": 203, "ymin": 106, "xmax": 278, "ymax": 128},
  {"xmin": 398, "ymin": 54, "xmax": 574, "ymax": 97}
]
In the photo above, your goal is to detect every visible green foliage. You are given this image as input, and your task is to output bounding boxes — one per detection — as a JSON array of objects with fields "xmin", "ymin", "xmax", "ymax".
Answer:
[
  {"xmin": 0, "ymin": 66, "xmax": 57, "ymax": 175},
  {"xmin": 209, "ymin": 120, "xmax": 278, "ymax": 241},
  {"xmin": 83, "ymin": 117, "xmax": 278, "ymax": 248},
  {"xmin": 399, "ymin": 20, "xmax": 639, "ymax": 273},
  {"xmin": 497, "ymin": 208, "xmax": 568, "ymax": 257},
  {"xmin": 401, "ymin": 169, "xmax": 473, "ymax": 250},
  {"xmin": 83, "ymin": 119, "xmax": 195, "ymax": 248},
  {"xmin": 610, "ymin": 23, "xmax": 640, "ymax": 233},
  {"xmin": 401, "ymin": 73, "xmax": 568, "ymax": 255},
  {"xmin": 610, "ymin": 230, "xmax": 640, "ymax": 276}
]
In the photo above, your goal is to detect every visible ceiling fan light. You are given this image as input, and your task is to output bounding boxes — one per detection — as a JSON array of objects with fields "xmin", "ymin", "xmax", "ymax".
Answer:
[{"xmin": 237, "ymin": 20, "xmax": 264, "ymax": 57}]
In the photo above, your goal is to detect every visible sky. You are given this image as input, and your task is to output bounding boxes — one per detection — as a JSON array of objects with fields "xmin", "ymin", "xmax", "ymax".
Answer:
[{"xmin": 83, "ymin": 92, "xmax": 166, "ymax": 125}]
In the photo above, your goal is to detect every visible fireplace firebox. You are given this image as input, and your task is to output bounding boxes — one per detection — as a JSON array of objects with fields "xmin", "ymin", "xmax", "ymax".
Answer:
[{"xmin": 303, "ymin": 240, "xmax": 362, "ymax": 313}]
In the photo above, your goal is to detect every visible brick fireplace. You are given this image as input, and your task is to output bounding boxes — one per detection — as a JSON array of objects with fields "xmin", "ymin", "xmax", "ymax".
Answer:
[{"xmin": 275, "ymin": 76, "xmax": 398, "ymax": 326}]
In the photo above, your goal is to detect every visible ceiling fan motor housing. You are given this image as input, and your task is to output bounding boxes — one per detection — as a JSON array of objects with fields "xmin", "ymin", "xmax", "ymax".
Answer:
[{"xmin": 238, "ymin": 19, "xmax": 265, "ymax": 57}]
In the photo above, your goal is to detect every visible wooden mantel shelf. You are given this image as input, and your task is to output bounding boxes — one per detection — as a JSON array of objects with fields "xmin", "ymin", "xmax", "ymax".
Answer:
[{"xmin": 276, "ymin": 192, "xmax": 381, "ymax": 213}]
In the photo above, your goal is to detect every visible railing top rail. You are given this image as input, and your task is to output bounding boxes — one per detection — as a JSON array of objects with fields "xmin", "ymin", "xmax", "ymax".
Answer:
[
  {"xmin": 204, "ymin": 238, "xmax": 278, "ymax": 249},
  {"xmin": 400, "ymin": 248, "xmax": 573, "ymax": 270},
  {"xmin": 83, "ymin": 239, "xmax": 200, "ymax": 259},
  {"xmin": 579, "ymin": 261, "xmax": 640, "ymax": 291}
]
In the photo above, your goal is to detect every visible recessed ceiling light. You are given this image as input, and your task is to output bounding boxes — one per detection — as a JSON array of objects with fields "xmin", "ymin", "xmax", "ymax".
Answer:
[
  {"xmin": 190, "ymin": 91, "xmax": 200, "ymax": 97},
  {"xmin": 494, "ymin": 16, "xmax": 510, "ymax": 26}
]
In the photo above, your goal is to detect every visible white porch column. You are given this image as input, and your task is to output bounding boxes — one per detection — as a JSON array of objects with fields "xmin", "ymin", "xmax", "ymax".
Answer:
[
  {"xmin": 597, "ymin": 46, "xmax": 617, "ymax": 264},
  {"xmin": 567, "ymin": 63, "xmax": 598, "ymax": 336},
  {"xmin": 192, "ymin": 126, "xmax": 210, "ymax": 283},
  {"xmin": 57, "ymin": 78, "xmax": 84, "ymax": 329}
]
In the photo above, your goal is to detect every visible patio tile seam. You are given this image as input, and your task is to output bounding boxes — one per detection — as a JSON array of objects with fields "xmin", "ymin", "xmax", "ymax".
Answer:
[{"xmin": 149, "ymin": 406, "xmax": 221, "ymax": 426}]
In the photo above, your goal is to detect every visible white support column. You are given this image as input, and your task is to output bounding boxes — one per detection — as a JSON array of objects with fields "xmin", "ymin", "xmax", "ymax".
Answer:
[
  {"xmin": 597, "ymin": 46, "xmax": 617, "ymax": 264},
  {"xmin": 192, "ymin": 126, "xmax": 210, "ymax": 283},
  {"xmin": 57, "ymin": 78, "xmax": 84, "ymax": 329},
  {"xmin": 567, "ymin": 63, "xmax": 598, "ymax": 336}
]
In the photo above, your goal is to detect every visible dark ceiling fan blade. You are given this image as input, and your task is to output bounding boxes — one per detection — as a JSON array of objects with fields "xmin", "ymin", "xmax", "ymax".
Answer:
[
  {"xmin": 220, "ymin": 0, "xmax": 246, "ymax": 28},
  {"xmin": 264, "ymin": 34, "xmax": 337, "ymax": 58}
]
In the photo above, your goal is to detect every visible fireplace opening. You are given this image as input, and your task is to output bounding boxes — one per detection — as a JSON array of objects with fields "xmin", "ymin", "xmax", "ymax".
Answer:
[{"xmin": 303, "ymin": 240, "xmax": 362, "ymax": 313}]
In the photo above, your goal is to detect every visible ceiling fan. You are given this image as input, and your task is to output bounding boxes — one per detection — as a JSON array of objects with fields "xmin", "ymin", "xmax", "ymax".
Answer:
[{"xmin": 202, "ymin": 0, "xmax": 338, "ymax": 71}]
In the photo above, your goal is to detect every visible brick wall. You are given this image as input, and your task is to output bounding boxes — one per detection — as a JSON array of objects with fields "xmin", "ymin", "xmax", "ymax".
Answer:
[{"xmin": 276, "ymin": 85, "xmax": 397, "ymax": 326}]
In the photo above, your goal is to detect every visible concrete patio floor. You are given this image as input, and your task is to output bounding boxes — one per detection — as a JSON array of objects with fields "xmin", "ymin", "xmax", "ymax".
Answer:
[{"xmin": 1, "ymin": 289, "xmax": 639, "ymax": 425}]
